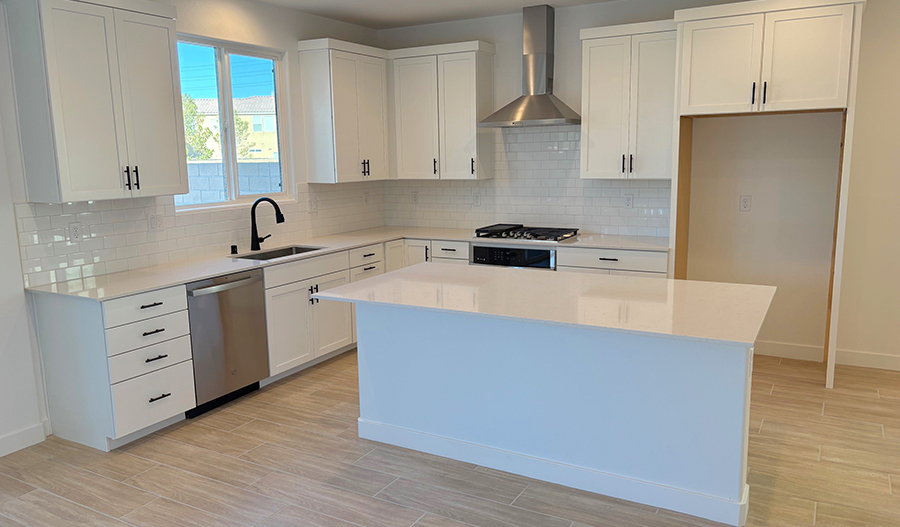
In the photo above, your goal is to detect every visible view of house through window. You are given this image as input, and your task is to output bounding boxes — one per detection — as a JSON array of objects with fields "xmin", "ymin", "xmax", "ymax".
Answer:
[{"xmin": 176, "ymin": 41, "xmax": 284, "ymax": 207}]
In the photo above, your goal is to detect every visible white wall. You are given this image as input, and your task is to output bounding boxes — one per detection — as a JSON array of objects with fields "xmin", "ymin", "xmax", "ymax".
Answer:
[
  {"xmin": 836, "ymin": 0, "xmax": 900, "ymax": 369},
  {"xmin": 0, "ymin": 6, "xmax": 44, "ymax": 457},
  {"xmin": 686, "ymin": 113, "xmax": 843, "ymax": 361}
]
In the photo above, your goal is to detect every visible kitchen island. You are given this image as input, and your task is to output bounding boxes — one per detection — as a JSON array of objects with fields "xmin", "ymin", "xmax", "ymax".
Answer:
[{"xmin": 314, "ymin": 263, "xmax": 776, "ymax": 526}]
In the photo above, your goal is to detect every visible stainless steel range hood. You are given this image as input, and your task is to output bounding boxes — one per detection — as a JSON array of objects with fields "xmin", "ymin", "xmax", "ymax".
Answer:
[{"xmin": 479, "ymin": 5, "xmax": 580, "ymax": 128}]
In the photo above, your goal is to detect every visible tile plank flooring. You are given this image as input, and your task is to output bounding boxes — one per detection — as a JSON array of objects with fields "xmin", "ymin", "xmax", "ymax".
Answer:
[{"xmin": 2, "ymin": 352, "xmax": 900, "ymax": 526}]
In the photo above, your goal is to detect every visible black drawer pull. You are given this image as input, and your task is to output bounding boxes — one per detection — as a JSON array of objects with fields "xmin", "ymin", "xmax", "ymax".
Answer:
[
  {"xmin": 363, "ymin": 253, "xmax": 376, "ymax": 257},
  {"xmin": 145, "ymin": 354, "xmax": 168, "ymax": 363},
  {"xmin": 142, "ymin": 328, "xmax": 166, "ymax": 337},
  {"xmin": 440, "ymin": 248, "xmax": 456, "ymax": 252},
  {"xmin": 598, "ymin": 257, "xmax": 619, "ymax": 262},
  {"xmin": 149, "ymin": 393, "xmax": 171, "ymax": 403},
  {"xmin": 140, "ymin": 301, "xmax": 163, "ymax": 310},
  {"xmin": 363, "ymin": 266, "xmax": 376, "ymax": 271}
]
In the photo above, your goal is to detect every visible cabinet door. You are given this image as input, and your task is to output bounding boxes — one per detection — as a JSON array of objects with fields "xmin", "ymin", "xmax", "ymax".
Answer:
[
  {"xmin": 330, "ymin": 51, "xmax": 364, "ymax": 182},
  {"xmin": 628, "ymin": 32, "xmax": 676, "ymax": 180},
  {"xmin": 580, "ymin": 36, "xmax": 631, "ymax": 179},
  {"xmin": 114, "ymin": 10, "xmax": 188, "ymax": 197},
  {"xmin": 394, "ymin": 56, "xmax": 439, "ymax": 179},
  {"xmin": 404, "ymin": 239, "xmax": 431, "ymax": 266},
  {"xmin": 385, "ymin": 240, "xmax": 405, "ymax": 272},
  {"xmin": 39, "ymin": 0, "xmax": 130, "ymax": 201},
  {"xmin": 680, "ymin": 14, "xmax": 764, "ymax": 115},
  {"xmin": 760, "ymin": 5, "xmax": 854, "ymax": 112},
  {"xmin": 313, "ymin": 270, "xmax": 354, "ymax": 357},
  {"xmin": 265, "ymin": 279, "xmax": 314, "ymax": 376},
  {"xmin": 357, "ymin": 55, "xmax": 389, "ymax": 180},
  {"xmin": 438, "ymin": 52, "xmax": 477, "ymax": 180}
]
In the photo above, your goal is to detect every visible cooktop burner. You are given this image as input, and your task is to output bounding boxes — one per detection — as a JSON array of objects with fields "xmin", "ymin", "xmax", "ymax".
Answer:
[{"xmin": 475, "ymin": 224, "xmax": 578, "ymax": 242}]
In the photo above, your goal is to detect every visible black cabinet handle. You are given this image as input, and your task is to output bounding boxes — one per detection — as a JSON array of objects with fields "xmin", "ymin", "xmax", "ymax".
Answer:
[
  {"xmin": 366, "ymin": 160, "xmax": 370, "ymax": 176},
  {"xmin": 133, "ymin": 165, "xmax": 140, "ymax": 189},
  {"xmin": 314, "ymin": 284, "xmax": 319, "ymax": 304},
  {"xmin": 309, "ymin": 286, "xmax": 314, "ymax": 305},
  {"xmin": 471, "ymin": 158, "xmax": 475, "ymax": 175},
  {"xmin": 124, "ymin": 167, "xmax": 132, "ymax": 190},
  {"xmin": 598, "ymin": 257, "xmax": 619, "ymax": 262},
  {"xmin": 751, "ymin": 81, "xmax": 756, "ymax": 105},
  {"xmin": 142, "ymin": 328, "xmax": 165, "ymax": 337},
  {"xmin": 362, "ymin": 160, "xmax": 366, "ymax": 175},
  {"xmin": 629, "ymin": 154, "xmax": 634, "ymax": 173},
  {"xmin": 425, "ymin": 246, "xmax": 429, "ymax": 261},
  {"xmin": 363, "ymin": 266, "xmax": 376, "ymax": 271},
  {"xmin": 145, "ymin": 354, "xmax": 168, "ymax": 363},
  {"xmin": 433, "ymin": 158, "xmax": 437, "ymax": 175},
  {"xmin": 622, "ymin": 154, "xmax": 626, "ymax": 174},
  {"xmin": 441, "ymin": 248, "xmax": 456, "ymax": 252},
  {"xmin": 363, "ymin": 253, "xmax": 375, "ymax": 258},
  {"xmin": 149, "ymin": 393, "xmax": 171, "ymax": 403},
  {"xmin": 763, "ymin": 81, "xmax": 767, "ymax": 104},
  {"xmin": 140, "ymin": 301, "xmax": 163, "ymax": 310}
]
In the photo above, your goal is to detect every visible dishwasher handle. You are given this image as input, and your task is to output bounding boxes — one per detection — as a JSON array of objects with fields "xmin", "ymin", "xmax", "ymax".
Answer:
[{"xmin": 188, "ymin": 276, "xmax": 262, "ymax": 297}]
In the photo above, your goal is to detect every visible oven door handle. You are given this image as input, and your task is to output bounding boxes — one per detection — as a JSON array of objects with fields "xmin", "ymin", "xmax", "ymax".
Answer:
[{"xmin": 188, "ymin": 276, "xmax": 261, "ymax": 297}]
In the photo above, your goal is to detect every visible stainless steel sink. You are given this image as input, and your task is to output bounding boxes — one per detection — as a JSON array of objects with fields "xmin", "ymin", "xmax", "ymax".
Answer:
[{"xmin": 235, "ymin": 246, "xmax": 323, "ymax": 261}]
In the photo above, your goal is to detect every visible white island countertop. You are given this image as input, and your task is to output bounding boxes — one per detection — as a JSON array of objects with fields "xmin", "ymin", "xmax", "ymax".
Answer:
[{"xmin": 315, "ymin": 262, "xmax": 776, "ymax": 346}]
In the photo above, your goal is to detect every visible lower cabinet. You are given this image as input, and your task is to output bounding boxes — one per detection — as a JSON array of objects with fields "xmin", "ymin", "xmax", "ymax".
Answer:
[
  {"xmin": 385, "ymin": 239, "xmax": 405, "ymax": 272},
  {"xmin": 432, "ymin": 257, "xmax": 469, "ymax": 265},
  {"xmin": 404, "ymin": 239, "xmax": 432, "ymax": 265},
  {"xmin": 312, "ymin": 270, "xmax": 354, "ymax": 357},
  {"xmin": 265, "ymin": 277, "xmax": 316, "ymax": 376},
  {"xmin": 110, "ymin": 360, "xmax": 196, "ymax": 439}
]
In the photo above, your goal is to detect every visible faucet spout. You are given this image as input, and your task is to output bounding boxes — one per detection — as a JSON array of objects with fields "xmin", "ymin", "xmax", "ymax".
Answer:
[{"xmin": 250, "ymin": 197, "xmax": 285, "ymax": 251}]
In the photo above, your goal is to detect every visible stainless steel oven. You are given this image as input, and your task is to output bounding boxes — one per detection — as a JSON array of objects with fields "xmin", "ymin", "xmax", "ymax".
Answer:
[{"xmin": 471, "ymin": 245, "xmax": 556, "ymax": 270}]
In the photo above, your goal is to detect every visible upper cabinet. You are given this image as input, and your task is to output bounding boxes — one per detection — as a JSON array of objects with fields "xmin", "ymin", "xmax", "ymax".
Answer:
[
  {"xmin": 679, "ymin": 3, "xmax": 856, "ymax": 115},
  {"xmin": 580, "ymin": 22, "xmax": 676, "ymax": 180},
  {"xmin": 391, "ymin": 43, "xmax": 494, "ymax": 180},
  {"xmin": 298, "ymin": 40, "xmax": 389, "ymax": 183},
  {"xmin": 6, "ymin": 0, "xmax": 187, "ymax": 203}
]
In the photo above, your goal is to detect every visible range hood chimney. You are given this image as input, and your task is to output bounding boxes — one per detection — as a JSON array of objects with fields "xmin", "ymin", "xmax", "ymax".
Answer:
[{"xmin": 479, "ymin": 4, "xmax": 580, "ymax": 128}]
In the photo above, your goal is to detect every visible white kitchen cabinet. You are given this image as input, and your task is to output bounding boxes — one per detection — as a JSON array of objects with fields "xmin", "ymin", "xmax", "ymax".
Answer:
[
  {"xmin": 432, "ymin": 257, "xmax": 469, "ymax": 265},
  {"xmin": 265, "ymin": 278, "xmax": 315, "ymax": 376},
  {"xmin": 392, "ymin": 43, "xmax": 494, "ymax": 180},
  {"xmin": 312, "ymin": 270, "xmax": 354, "ymax": 357},
  {"xmin": 580, "ymin": 24, "xmax": 675, "ymax": 180},
  {"xmin": 6, "ymin": 0, "xmax": 187, "ymax": 202},
  {"xmin": 404, "ymin": 239, "xmax": 432, "ymax": 266},
  {"xmin": 385, "ymin": 239, "xmax": 405, "ymax": 272},
  {"xmin": 760, "ymin": 5, "xmax": 854, "ymax": 112},
  {"xmin": 559, "ymin": 266, "xmax": 610, "ymax": 275},
  {"xmin": 299, "ymin": 41, "xmax": 389, "ymax": 183}
]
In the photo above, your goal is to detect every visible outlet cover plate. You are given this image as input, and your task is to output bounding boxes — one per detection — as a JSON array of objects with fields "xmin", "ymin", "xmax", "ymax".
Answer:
[
  {"xmin": 740, "ymin": 195, "xmax": 752, "ymax": 212},
  {"xmin": 148, "ymin": 214, "xmax": 164, "ymax": 233}
]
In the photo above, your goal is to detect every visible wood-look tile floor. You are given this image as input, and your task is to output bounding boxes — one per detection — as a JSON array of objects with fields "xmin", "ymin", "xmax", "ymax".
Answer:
[{"xmin": 2, "ymin": 352, "xmax": 900, "ymax": 526}]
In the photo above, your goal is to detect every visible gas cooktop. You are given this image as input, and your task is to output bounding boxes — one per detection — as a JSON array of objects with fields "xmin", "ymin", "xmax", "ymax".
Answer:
[{"xmin": 474, "ymin": 224, "xmax": 579, "ymax": 242}]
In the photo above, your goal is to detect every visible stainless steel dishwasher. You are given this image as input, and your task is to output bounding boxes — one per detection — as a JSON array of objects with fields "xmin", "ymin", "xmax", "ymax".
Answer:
[{"xmin": 186, "ymin": 269, "xmax": 268, "ymax": 414}]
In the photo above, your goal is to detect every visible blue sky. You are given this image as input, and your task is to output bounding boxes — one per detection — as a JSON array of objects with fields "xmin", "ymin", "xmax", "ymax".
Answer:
[{"xmin": 178, "ymin": 42, "xmax": 276, "ymax": 100}]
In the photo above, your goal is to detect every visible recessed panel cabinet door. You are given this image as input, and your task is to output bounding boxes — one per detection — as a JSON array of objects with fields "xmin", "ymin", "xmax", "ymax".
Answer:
[
  {"xmin": 394, "ymin": 56, "xmax": 440, "ymax": 179},
  {"xmin": 115, "ymin": 10, "xmax": 188, "ymax": 197},
  {"xmin": 629, "ymin": 32, "xmax": 676, "ymax": 180},
  {"xmin": 39, "ymin": 0, "xmax": 130, "ymax": 201},
  {"xmin": 357, "ymin": 55, "xmax": 389, "ymax": 180},
  {"xmin": 313, "ymin": 270, "xmax": 353, "ymax": 357},
  {"xmin": 404, "ymin": 239, "xmax": 431, "ymax": 266},
  {"xmin": 680, "ymin": 14, "xmax": 764, "ymax": 115},
  {"xmin": 580, "ymin": 36, "xmax": 631, "ymax": 179},
  {"xmin": 385, "ymin": 239, "xmax": 405, "ymax": 272},
  {"xmin": 760, "ymin": 5, "xmax": 854, "ymax": 112},
  {"xmin": 438, "ymin": 52, "xmax": 477, "ymax": 180},
  {"xmin": 330, "ymin": 50, "xmax": 363, "ymax": 182},
  {"xmin": 265, "ymin": 279, "xmax": 314, "ymax": 376}
]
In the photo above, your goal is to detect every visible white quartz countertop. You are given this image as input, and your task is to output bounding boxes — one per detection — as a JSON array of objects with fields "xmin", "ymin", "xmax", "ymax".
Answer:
[
  {"xmin": 315, "ymin": 262, "xmax": 776, "ymax": 346},
  {"xmin": 26, "ymin": 226, "xmax": 669, "ymax": 301}
]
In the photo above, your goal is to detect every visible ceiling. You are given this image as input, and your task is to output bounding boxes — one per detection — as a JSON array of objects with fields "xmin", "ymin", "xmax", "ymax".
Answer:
[{"xmin": 257, "ymin": 0, "xmax": 617, "ymax": 30}]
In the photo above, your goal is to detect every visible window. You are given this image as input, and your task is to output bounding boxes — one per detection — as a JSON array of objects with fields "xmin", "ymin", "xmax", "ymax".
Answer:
[{"xmin": 176, "ymin": 39, "xmax": 287, "ymax": 208}]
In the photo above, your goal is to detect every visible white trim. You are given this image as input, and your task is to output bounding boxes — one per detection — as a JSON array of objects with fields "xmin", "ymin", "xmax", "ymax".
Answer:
[
  {"xmin": 0, "ymin": 422, "xmax": 45, "ymax": 458},
  {"xmin": 105, "ymin": 412, "xmax": 183, "ymax": 451},
  {"xmin": 297, "ymin": 38, "xmax": 387, "ymax": 59},
  {"xmin": 260, "ymin": 343, "xmax": 355, "ymax": 387},
  {"xmin": 386, "ymin": 41, "xmax": 494, "ymax": 59},
  {"xmin": 580, "ymin": 20, "xmax": 677, "ymax": 40},
  {"xmin": 675, "ymin": 0, "xmax": 865, "ymax": 22},
  {"xmin": 359, "ymin": 419, "xmax": 749, "ymax": 527},
  {"xmin": 837, "ymin": 349, "xmax": 900, "ymax": 372},
  {"xmin": 755, "ymin": 340, "xmax": 824, "ymax": 361}
]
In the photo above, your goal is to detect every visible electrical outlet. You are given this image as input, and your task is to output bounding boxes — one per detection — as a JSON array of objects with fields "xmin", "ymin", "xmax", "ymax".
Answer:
[
  {"xmin": 740, "ymin": 195, "xmax": 752, "ymax": 212},
  {"xmin": 412, "ymin": 191, "xmax": 419, "ymax": 204},
  {"xmin": 473, "ymin": 190, "xmax": 482, "ymax": 207},
  {"xmin": 68, "ymin": 222, "xmax": 83, "ymax": 242},
  {"xmin": 307, "ymin": 197, "xmax": 318, "ymax": 213},
  {"xmin": 623, "ymin": 194, "xmax": 634, "ymax": 209},
  {"xmin": 363, "ymin": 191, "xmax": 371, "ymax": 205},
  {"xmin": 148, "ymin": 213, "xmax": 164, "ymax": 233}
]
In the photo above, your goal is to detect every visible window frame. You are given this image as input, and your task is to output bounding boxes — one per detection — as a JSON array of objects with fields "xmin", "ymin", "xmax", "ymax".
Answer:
[{"xmin": 176, "ymin": 35, "xmax": 294, "ymax": 212}]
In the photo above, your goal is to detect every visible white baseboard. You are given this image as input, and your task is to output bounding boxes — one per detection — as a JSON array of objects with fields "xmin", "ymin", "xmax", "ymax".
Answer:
[
  {"xmin": 755, "ymin": 340, "xmax": 823, "ymax": 362},
  {"xmin": 359, "ymin": 419, "xmax": 748, "ymax": 527},
  {"xmin": 261, "ymin": 344, "xmax": 356, "ymax": 387},
  {"xmin": 837, "ymin": 349, "xmax": 900, "ymax": 371},
  {"xmin": 0, "ymin": 422, "xmax": 46, "ymax": 458}
]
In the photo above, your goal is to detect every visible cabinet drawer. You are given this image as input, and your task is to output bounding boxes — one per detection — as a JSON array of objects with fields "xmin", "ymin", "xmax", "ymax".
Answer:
[
  {"xmin": 264, "ymin": 251, "xmax": 349, "ymax": 289},
  {"xmin": 350, "ymin": 261, "xmax": 384, "ymax": 282},
  {"xmin": 105, "ymin": 310, "xmax": 190, "ymax": 357},
  {"xmin": 432, "ymin": 240, "xmax": 469, "ymax": 259},
  {"xmin": 111, "ymin": 360, "xmax": 196, "ymax": 438},
  {"xmin": 102, "ymin": 286, "xmax": 187, "ymax": 328},
  {"xmin": 557, "ymin": 247, "xmax": 667, "ymax": 273},
  {"xmin": 108, "ymin": 335, "xmax": 192, "ymax": 384},
  {"xmin": 349, "ymin": 244, "xmax": 383, "ymax": 268}
]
